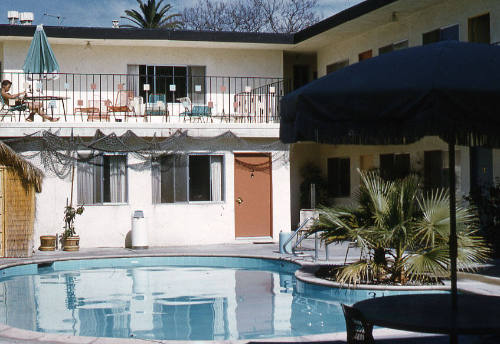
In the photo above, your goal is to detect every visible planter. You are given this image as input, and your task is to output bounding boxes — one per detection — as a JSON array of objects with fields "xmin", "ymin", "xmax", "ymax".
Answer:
[
  {"xmin": 63, "ymin": 235, "xmax": 80, "ymax": 251},
  {"xmin": 39, "ymin": 235, "xmax": 57, "ymax": 251}
]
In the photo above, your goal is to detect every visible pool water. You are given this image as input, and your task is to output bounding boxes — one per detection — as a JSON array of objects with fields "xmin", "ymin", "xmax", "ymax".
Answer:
[{"xmin": 0, "ymin": 257, "xmax": 442, "ymax": 340}]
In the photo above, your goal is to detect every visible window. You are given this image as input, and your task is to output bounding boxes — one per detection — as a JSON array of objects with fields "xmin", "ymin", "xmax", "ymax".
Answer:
[
  {"xmin": 358, "ymin": 50, "xmax": 372, "ymax": 61},
  {"xmin": 380, "ymin": 153, "xmax": 410, "ymax": 180},
  {"xmin": 424, "ymin": 150, "xmax": 444, "ymax": 191},
  {"xmin": 326, "ymin": 60, "xmax": 349, "ymax": 74},
  {"xmin": 138, "ymin": 65, "xmax": 206, "ymax": 103},
  {"xmin": 77, "ymin": 155, "xmax": 128, "ymax": 204},
  {"xmin": 469, "ymin": 14, "xmax": 490, "ymax": 44},
  {"xmin": 152, "ymin": 154, "xmax": 223, "ymax": 203},
  {"xmin": 328, "ymin": 158, "xmax": 350, "ymax": 197},
  {"xmin": 423, "ymin": 25, "xmax": 459, "ymax": 45},
  {"xmin": 379, "ymin": 40, "xmax": 409, "ymax": 55}
]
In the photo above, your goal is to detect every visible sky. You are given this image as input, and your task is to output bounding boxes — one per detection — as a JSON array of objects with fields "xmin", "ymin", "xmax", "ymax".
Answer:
[{"xmin": 0, "ymin": 0, "xmax": 364, "ymax": 28}]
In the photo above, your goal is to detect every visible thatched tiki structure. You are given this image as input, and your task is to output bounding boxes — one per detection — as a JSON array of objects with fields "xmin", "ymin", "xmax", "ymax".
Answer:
[{"xmin": 0, "ymin": 141, "xmax": 43, "ymax": 257}]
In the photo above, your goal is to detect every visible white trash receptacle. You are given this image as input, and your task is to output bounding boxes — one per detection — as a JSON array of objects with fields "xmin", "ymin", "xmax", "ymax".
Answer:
[
  {"xmin": 131, "ymin": 210, "xmax": 148, "ymax": 249},
  {"xmin": 279, "ymin": 231, "xmax": 293, "ymax": 254}
]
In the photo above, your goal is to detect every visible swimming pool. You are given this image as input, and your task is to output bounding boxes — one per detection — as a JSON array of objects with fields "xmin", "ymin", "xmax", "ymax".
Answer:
[{"xmin": 0, "ymin": 256, "xmax": 443, "ymax": 340}]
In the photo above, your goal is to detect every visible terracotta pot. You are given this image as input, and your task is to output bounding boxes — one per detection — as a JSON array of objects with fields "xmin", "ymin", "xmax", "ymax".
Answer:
[
  {"xmin": 39, "ymin": 235, "xmax": 57, "ymax": 251},
  {"xmin": 63, "ymin": 235, "xmax": 80, "ymax": 251}
]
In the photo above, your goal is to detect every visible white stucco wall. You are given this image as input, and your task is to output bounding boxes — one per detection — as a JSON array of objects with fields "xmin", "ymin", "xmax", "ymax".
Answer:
[
  {"xmin": 2, "ymin": 40, "xmax": 283, "ymax": 77},
  {"xmin": 32, "ymin": 144, "xmax": 290, "ymax": 249},
  {"xmin": 317, "ymin": 0, "xmax": 500, "ymax": 77},
  {"xmin": 290, "ymin": 137, "xmax": 479, "ymax": 217}
]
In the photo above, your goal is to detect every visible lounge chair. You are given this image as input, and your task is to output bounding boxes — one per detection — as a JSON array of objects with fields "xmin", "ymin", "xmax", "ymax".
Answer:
[
  {"xmin": 341, "ymin": 304, "xmax": 374, "ymax": 344},
  {"xmin": 145, "ymin": 93, "xmax": 168, "ymax": 122},
  {"xmin": 177, "ymin": 97, "xmax": 212, "ymax": 122},
  {"xmin": 0, "ymin": 96, "xmax": 29, "ymax": 121}
]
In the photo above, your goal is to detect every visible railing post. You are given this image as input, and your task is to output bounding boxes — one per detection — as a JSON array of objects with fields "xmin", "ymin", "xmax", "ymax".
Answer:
[{"xmin": 314, "ymin": 232, "xmax": 319, "ymax": 261}]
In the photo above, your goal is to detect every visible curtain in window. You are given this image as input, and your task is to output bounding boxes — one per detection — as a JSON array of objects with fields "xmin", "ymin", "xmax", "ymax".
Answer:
[
  {"xmin": 127, "ymin": 64, "xmax": 140, "ymax": 97},
  {"xmin": 151, "ymin": 160, "xmax": 161, "ymax": 204},
  {"xmin": 77, "ymin": 161, "xmax": 94, "ymax": 205},
  {"xmin": 210, "ymin": 156, "xmax": 223, "ymax": 201},
  {"xmin": 109, "ymin": 156, "xmax": 127, "ymax": 203}
]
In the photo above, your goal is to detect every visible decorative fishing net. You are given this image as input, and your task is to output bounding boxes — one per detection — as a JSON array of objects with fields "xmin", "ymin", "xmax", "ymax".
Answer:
[{"xmin": 5, "ymin": 130, "xmax": 289, "ymax": 179}]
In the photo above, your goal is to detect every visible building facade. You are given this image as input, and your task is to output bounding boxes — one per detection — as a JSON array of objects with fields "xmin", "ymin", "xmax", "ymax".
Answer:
[{"xmin": 0, "ymin": 0, "xmax": 499, "ymax": 249}]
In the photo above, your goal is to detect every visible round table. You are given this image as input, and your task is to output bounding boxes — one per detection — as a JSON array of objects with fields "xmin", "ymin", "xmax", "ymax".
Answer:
[{"xmin": 354, "ymin": 294, "xmax": 500, "ymax": 335}]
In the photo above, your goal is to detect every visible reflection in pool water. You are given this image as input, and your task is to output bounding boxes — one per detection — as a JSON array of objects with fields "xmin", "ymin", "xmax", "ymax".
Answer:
[{"xmin": 0, "ymin": 257, "xmax": 441, "ymax": 340}]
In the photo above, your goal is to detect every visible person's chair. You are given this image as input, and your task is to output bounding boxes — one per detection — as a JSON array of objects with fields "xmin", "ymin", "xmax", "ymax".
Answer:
[
  {"xmin": 106, "ymin": 90, "xmax": 134, "ymax": 121},
  {"xmin": 145, "ymin": 93, "xmax": 168, "ymax": 122},
  {"xmin": 178, "ymin": 97, "xmax": 212, "ymax": 122},
  {"xmin": 0, "ymin": 96, "xmax": 28, "ymax": 122},
  {"xmin": 341, "ymin": 304, "xmax": 375, "ymax": 344},
  {"xmin": 75, "ymin": 99, "xmax": 109, "ymax": 122}
]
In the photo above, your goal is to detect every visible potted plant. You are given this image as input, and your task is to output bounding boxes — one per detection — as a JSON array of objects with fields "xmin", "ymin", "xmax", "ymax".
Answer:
[
  {"xmin": 62, "ymin": 200, "xmax": 84, "ymax": 251},
  {"xmin": 39, "ymin": 234, "xmax": 57, "ymax": 251}
]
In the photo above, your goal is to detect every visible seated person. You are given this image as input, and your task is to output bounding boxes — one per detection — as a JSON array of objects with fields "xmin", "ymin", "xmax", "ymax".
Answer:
[{"xmin": 1, "ymin": 79, "xmax": 58, "ymax": 122}]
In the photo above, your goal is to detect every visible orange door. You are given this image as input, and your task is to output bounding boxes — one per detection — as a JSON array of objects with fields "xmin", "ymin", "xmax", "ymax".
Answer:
[{"xmin": 234, "ymin": 153, "xmax": 272, "ymax": 237}]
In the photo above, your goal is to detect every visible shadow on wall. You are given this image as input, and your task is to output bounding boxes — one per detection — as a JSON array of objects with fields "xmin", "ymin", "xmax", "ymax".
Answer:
[{"xmin": 125, "ymin": 230, "xmax": 132, "ymax": 248}]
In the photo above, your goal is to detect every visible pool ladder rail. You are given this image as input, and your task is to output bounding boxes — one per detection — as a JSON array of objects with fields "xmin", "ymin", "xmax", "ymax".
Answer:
[{"xmin": 282, "ymin": 217, "xmax": 325, "ymax": 261}]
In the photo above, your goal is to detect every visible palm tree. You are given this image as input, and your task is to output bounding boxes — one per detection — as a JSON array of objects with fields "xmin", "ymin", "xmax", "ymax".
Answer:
[
  {"xmin": 311, "ymin": 169, "xmax": 489, "ymax": 286},
  {"xmin": 121, "ymin": 0, "xmax": 182, "ymax": 29}
]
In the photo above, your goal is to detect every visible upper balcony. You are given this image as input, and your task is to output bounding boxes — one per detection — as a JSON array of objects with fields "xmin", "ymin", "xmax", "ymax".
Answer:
[{"xmin": 1, "ymin": 72, "xmax": 289, "ymax": 135}]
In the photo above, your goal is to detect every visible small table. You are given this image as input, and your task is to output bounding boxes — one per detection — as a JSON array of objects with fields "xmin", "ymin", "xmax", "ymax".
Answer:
[
  {"xmin": 25, "ymin": 95, "xmax": 70, "ymax": 121},
  {"xmin": 354, "ymin": 294, "xmax": 500, "ymax": 335}
]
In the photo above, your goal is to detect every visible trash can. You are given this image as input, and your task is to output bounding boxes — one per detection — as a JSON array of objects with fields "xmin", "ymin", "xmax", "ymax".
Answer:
[
  {"xmin": 279, "ymin": 231, "xmax": 293, "ymax": 254},
  {"xmin": 131, "ymin": 210, "xmax": 148, "ymax": 249}
]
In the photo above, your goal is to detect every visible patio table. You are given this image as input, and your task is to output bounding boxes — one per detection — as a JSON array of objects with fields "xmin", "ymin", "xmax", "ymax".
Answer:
[
  {"xmin": 25, "ymin": 95, "xmax": 69, "ymax": 121},
  {"xmin": 353, "ymin": 294, "xmax": 500, "ymax": 335}
]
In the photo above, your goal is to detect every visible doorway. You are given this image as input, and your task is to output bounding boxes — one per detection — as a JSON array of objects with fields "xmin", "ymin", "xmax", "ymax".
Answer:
[{"xmin": 234, "ymin": 153, "xmax": 272, "ymax": 238}]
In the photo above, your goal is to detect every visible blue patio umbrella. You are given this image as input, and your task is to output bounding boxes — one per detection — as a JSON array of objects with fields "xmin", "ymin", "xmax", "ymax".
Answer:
[
  {"xmin": 280, "ymin": 41, "xmax": 500, "ymax": 344},
  {"xmin": 22, "ymin": 24, "xmax": 60, "ymax": 78}
]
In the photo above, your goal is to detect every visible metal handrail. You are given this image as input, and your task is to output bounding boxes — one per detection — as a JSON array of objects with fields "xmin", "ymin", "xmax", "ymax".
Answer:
[{"xmin": 282, "ymin": 217, "xmax": 315, "ymax": 255}]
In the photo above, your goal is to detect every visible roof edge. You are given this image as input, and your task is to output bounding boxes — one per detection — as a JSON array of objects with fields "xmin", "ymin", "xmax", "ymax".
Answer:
[{"xmin": 294, "ymin": 0, "xmax": 400, "ymax": 43}]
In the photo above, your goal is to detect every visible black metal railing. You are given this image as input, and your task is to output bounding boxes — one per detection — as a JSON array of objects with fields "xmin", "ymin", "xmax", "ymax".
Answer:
[{"xmin": 0, "ymin": 72, "xmax": 290, "ymax": 123}]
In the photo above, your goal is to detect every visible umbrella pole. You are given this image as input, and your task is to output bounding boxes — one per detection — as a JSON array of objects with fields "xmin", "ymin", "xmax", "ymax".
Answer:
[{"xmin": 448, "ymin": 142, "xmax": 458, "ymax": 344}]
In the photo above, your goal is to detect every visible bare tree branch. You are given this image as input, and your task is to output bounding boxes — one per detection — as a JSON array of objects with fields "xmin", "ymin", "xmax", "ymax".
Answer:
[{"xmin": 181, "ymin": 0, "xmax": 319, "ymax": 33}]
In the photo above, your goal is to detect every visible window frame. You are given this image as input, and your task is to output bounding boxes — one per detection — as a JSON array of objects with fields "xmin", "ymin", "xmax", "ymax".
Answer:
[
  {"xmin": 77, "ymin": 152, "xmax": 129, "ymax": 206},
  {"xmin": 422, "ymin": 24, "xmax": 459, "ymax": 45},
  {"xmin": 153, "ymin": 153, "xmax": 225, "ymax": 204},
  {"xmin": 327, "ymin": 157, "xmax": 351, "ymax": 198},
  {"xmin": 326, "ymin": 59, "xmax": 349, "ymax": 75}
]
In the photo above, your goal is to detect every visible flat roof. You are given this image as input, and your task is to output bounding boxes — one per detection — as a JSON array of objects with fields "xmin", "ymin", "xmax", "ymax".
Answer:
[{"xmin": 0, "ymin": 0, "xmax": 399, "ymax": 45}]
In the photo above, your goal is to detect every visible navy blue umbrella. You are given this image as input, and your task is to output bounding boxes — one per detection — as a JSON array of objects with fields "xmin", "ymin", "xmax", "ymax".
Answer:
[
  {"xmin": 280, "ymin": 41, "xmax": 500, "ymax": 344},
  {"xmin": 281, "ymin": 41, "xmax": 500, "ymax": 147}
]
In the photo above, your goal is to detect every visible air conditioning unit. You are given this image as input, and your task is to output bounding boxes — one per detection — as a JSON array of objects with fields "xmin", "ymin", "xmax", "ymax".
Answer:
[
  {"xmin": 19, "ymin": 12, "xmax": 34, "ymax": 25},
  {"xmin": 7, "ymin": 11, "xmax": 19, "ymax": 25}
]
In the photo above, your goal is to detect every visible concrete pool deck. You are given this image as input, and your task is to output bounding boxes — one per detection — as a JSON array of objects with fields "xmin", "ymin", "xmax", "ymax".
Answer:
[{"xmin": 0, "ymin": 241, "xmax": 499, "ymax": 344}]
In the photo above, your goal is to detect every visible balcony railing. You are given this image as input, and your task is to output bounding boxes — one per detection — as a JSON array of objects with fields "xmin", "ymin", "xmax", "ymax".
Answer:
[{"xmin": 0, "ymin": 72, "xmax": 290, "ymax": 124}]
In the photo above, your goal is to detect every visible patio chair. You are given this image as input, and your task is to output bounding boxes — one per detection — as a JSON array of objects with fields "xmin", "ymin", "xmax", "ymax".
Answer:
[
  {"xmin": 145, "ymin": 93, "xmax": 168, "ymax": 122},
  {"xmin": 106, "ymin": 90, "xmax": 134, "ymax": 121},
  {"xmin": 0, "ymin": 96, "xmax": 29, "ymax": 122},
  {"xmin": 341, "ymin": 304, "xmax": 374, "ymax": 344},
  {"xmin": 178, "ymin": 97, "xmax": 212, "ymax": 122},
  {"xmin": 75, "ymin": 99, "xmax": 110, "ymax": 122}
]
